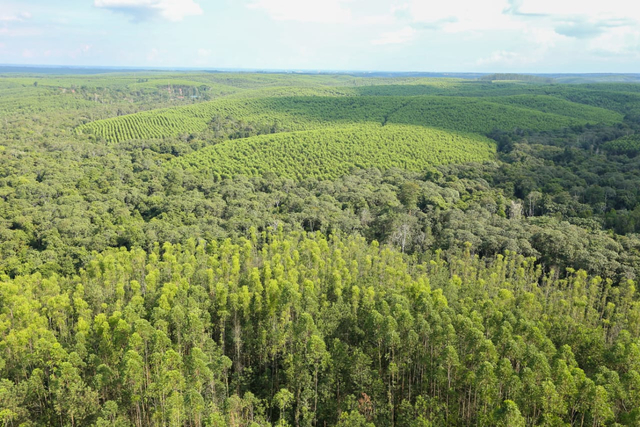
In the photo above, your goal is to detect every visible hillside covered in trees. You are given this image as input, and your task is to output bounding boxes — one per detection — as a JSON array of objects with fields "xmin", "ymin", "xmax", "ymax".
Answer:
[{"xmin": 2, "ymin": 72, "xmax": 640, "ymax": 426}]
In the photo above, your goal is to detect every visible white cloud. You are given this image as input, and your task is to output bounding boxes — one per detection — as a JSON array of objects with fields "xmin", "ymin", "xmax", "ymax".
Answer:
[
  {"xmin": 392, "ymin": 0, "xmax": 640, "ymax": 64},
  {"xmin": 147, "ymin": 48, "xmax": 160, "ymax": 60},
  {"xmin": 195, "ymin": 48, "xmax": 214, "ymax": 65},
  {"xmin": 94, "ymin": 0, "xmax": 203, "ymax": 22},
  {"xmin": 144, "ymin": 47, "xmax": 171, "ymax": 63},
  {"xmin": 516, "ymin": 0, "xmax": 640, "ymax": 21},
  {"xmin": 476, "ymin": 50, "xmax": 538, "ymax": 66},
  {"xmin": 476, "ymin": 26, "xmax": 565, "ymax": 67},
  {"xmin": 587, "ymin": 26, "xmax": 640, "ymax": 58},
  {"xmin": 0, "ymin": 27, "xmax": 42, "ymax": 37},
  {"xmin": 0, "ymin": 12, "xmax": 32, "ymax": 22},
  {"xmin": 372, "ymin": 26, "xmax": 417, "ymax": 45},
  {"xmin": 390, "ymin": 3, "xmax": 410, "ymax": 14},
  {"xmin": 70, "ymin": 44, "xmax": 91, "ymax": 59},
  {"xmin": 247, "ymin": 0, "xmax": 352, "ymax": 23},
  {"xmin": 513, "ymin": 0, "xmax": 639, "ymax": 44},
  {"xmin": 409, "ymin": 0, "xmax": 520, "ymax": 33},
  {"xmin": 526, "ymin": 27, "xmax": 564, "ymax": 49},
  {"xmin": 402, "ymin": 0, "xmax": 639, "ymax": 39}
]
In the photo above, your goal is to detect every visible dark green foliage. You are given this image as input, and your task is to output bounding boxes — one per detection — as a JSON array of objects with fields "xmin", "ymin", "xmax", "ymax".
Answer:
[
  {"xmin": 485, "ymin": 95, "xmax": 623, "ymax": 124},
  {"xmin": 479, "ymin": 73, "xmax": 556, "ymax": 83},
  {"xmin": 76, "ymin": 95, "xmax": 407, "ymax": 142},
  {"xmin": 387, "ymin": 97, "xmax": 587, "ymax": 134},
  {"xmin": 602, "ymin": 134, "xmax": 640, "ymax": 156},
  {"xmin": 77, "ymin": 90, "xmax": 623, "ymax": 143}
]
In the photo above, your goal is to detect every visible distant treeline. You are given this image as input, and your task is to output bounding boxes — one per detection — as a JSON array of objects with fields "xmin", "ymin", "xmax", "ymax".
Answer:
[{"xmin": 479, "ymin": 73, "xmax": 556, "ymax": 83}]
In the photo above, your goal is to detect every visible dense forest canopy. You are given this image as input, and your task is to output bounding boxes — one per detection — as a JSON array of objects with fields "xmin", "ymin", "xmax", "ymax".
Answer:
[{"xmin": 2, "ymin": 71, "xmax": 640, "ymax": 426}]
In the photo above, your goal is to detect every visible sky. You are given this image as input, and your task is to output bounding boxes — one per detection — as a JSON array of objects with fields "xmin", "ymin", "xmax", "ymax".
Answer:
[{"xmin": 0, "ymin": 0, "xmax": 639, "ymax": 72}]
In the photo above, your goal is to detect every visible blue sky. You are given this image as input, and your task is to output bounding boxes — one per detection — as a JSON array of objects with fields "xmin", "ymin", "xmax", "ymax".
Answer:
[{"xmin": 1, "ymin": 0, "xmax": 639, "ymax": 72}]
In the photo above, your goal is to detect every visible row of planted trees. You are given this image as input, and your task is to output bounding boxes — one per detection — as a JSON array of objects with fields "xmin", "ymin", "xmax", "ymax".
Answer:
[
  {"xmin": 77, "ymin": 90, "xmax": 604, "ymax": 144},
  {"xmin": 2, "ymin": 229, "xmax": 640, "ymax": 426},
  {"xmin": 171, "ymin": 123, "xmax": 494, "ymax": 182}
]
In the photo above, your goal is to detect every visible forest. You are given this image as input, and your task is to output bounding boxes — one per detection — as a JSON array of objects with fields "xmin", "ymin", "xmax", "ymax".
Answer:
[{"xmin": 2, "ymin": 71, "xmax": 640, "ymax": 426}]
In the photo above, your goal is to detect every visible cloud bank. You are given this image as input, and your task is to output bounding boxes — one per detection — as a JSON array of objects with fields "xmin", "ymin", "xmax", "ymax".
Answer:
[{"xmin": 370, "ymin": 0, "xmax": 640, "ymax": 67}]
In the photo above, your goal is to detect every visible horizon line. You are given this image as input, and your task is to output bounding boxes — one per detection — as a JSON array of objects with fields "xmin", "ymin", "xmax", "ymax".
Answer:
[{"xmin": 1, "ymin": 64, "xmax": 639, "ymax": 76}]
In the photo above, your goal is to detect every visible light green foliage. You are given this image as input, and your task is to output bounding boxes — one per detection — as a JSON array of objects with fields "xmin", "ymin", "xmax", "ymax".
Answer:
[
  {"xmin": 0, "ymin": 73, "xmax": 230, "ymax": 121},
  {"xmin": 223, "ymin": 85, "xmax": 358, "ymax": 99},
  {"xmin": 77, "ymin": 109, "xmax": 211, "ymax": 142},
  {"xmin": 171, "ymin": 124, "xmax": 496, "ymax": 180},
  {"xmin": 0, "ymin": 86, "xmax": 105, "ymax": 117},
  {"xmin": 1, "ymin": 231, "xmax": 640, "ymax": 426}
]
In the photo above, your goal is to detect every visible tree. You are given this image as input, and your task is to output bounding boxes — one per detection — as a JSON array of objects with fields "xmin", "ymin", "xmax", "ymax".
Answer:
[
  {"xmin": 493, "ymin": 400, "xmax": 525, "ymax": 427},
  {"xmin": 274, "ymin": 388, "xmax": 294, "ymax": 426},
  {"xmin": 52, "ymin": 362, "xmax": 99, "ymax": 426}
]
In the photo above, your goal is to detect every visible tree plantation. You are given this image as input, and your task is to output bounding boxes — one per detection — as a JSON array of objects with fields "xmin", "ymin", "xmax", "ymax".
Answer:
[
  {"xmin": 77, "ymin": 92, "xmax": 624, "ymax": 144},
  {"xmin": 3, "ymin": 231, "xmax": 640, "ymax": 426},
  {"xmin": 171, "ymin": 124, "xmax": 495, "ymax": 181},
  {"xmin": 2, "ymin": 71, "xmax": 640, "ymax": 426}
]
